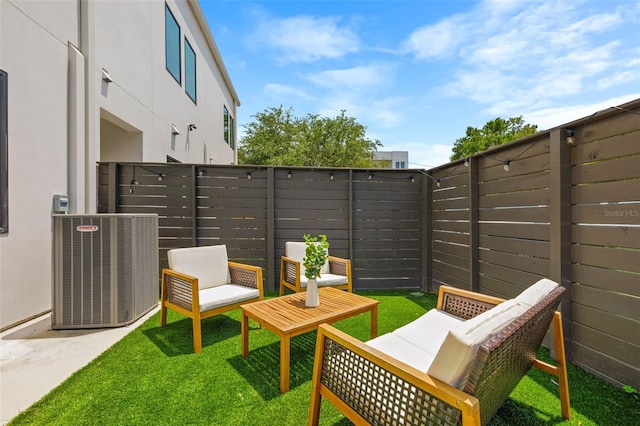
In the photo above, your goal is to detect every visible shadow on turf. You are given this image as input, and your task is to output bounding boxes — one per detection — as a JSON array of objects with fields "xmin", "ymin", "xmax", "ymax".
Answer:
[
  {"xmin": 227, "ymin": 331, "xmax": 318, "ymax": 400},
  {"xmin": 143, "ymin": 315, "xmax": 255, "ymax": 356}
]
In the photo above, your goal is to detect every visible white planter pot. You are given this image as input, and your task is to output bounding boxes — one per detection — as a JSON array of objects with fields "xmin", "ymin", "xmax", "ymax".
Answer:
[{"xmin": 305, "ymin": 278, "xmax": 320, "ymax": 307}]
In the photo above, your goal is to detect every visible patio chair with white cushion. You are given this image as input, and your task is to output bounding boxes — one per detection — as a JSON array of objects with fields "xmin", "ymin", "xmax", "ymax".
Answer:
[
  {"xmin": 308, "ymin": 278, "xmax": 571, "ymax": 425},
  {"xmin": 279, "ymin": 241, "xmax": 352, "ymax": 296},
  {"xmin": 160, "ymin": 244, "xmax": 263, "ymax": 353}
]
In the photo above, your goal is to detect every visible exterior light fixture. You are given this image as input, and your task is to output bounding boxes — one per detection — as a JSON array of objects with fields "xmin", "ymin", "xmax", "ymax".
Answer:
[
  {"xmin": 158, "ymin": 173, "xmax": 167, "ymax": 181},
  {"xmin": 410, "ymin": 175, "xmax": 415, "ymax": 183},
  {"xmin": 436, "ymin": 179, "xmax": 441, "ymax": 188},
  {"xmin": 330, "ymin": 172, "xmax": 334, "ymax": 181},
  {"xmin": 198, "ymin": 169, "xmax": 206, "ymax": 177},
  {"xmin": 368, "ymin": 173, "xmax": 373, "ymax": 180},
  {"xmin": 188, "ymin": 123, "xmax": 197, "ymax": 131},
  {"xmin": 171, "ymin": 124, "xmax": 180, "ymax": 135},
  {"xmin": 503, "ymin": 160, "xmax": 511, "ymax": 172},
  {"xmin": 287, "ymin": 171, "xmax": 292, "ymax": 179},
  {"xmin": 464, "ymin": 158, "xmax": 470, "ymax": 167},
  {"xmin": 247, "ymin": 172, "xmax": 252, "ymax": 180},
  {"xmin": 101, "ymin": 69, "xmax": 113, "ymax": 83},
  {"xmin": 564, "ymin": 128, "xmax": 575, "ymax": 145}
]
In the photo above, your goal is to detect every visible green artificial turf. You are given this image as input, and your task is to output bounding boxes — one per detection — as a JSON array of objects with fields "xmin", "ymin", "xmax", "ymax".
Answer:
[{"xmin": 9, "ymin": 290, "xmax": 639, "ymax": 425}]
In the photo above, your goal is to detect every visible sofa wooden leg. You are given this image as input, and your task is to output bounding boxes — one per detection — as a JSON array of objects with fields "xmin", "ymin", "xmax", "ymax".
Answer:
[{"xmin": 193, "ymin": 317, "xmax": 202, "ymax": 353}]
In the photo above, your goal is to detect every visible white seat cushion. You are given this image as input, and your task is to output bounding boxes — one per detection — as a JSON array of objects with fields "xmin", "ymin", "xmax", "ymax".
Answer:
[
  {"xmin": 366, "ymin": 333, "xmax": 435, "ymax": 372},
  {"xmin": 168, "ymin": 245, "xmax": 231, "ymax": 290},
  {"xmin": 199, "ymin": 284, "xmax": 259, "ymax": 312},
  {"xmin": 515, "ymin": 278, "xmax": 559, "ymax": 308},
  {"xmin": 428, "ymin": 299, "xmax": 526, "ymax": 388},
  {"xmin": 285, "ymin": 241, "xmax": 330, "ymax": 276},
  {"xmin": 300, "ymin": 274, "xmax": 348, "ymax": 287},
  {"xmin": 393, "ymin": 309, "xmax": 464, "ymax": 356}
]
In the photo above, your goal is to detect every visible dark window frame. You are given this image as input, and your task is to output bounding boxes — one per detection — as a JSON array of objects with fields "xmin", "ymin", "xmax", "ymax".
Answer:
[
  {"xmin": 229, "ymin": 114, "xmax": 235, "ymax": 150},
  {"xmin": 165, "ymin": 4, "xmax": 181, "ymax": 84},
  {"xmin": 0, "ymin": 69, "xmax": 7, "ymax": 234},
  {"xmin": 223, "ymin": 106, "xmax": 229, "ymax": 144},
  {"xmin": 184, "ymin": 38, "xmax": 197, "ymax": 103}
]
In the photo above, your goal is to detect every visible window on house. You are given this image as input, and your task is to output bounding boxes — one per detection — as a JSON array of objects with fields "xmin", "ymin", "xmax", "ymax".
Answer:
[
  {"xmin": 0, "ymin": 70, "xmax": 7, "ymax": 234},
  {"xmin": 229, "ymin": 114, "xmax": 235, "ymax": 149},
  {"xmin": 184, "ymin": 38, "xmax": 196, "ymax": 103},
  {"xmin": 165, "ymin": 4, "xmax": 181, "ymax": 84},
  {"xmin": 223, "ymin": 106, "xmax": 229, "ymax": 144},
  {"xmin": 395, "ymin": 161, "xmax": 405, "ymax": 168}
]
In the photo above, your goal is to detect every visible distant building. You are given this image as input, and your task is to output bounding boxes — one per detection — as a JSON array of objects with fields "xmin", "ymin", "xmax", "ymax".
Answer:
[
  {"xmin": 374, "ymin": 151, "xmax": 409, "ymax": 169},
  {"xmin": 0, "ymin": 0, "xmax": 239, "ymax": 329}
]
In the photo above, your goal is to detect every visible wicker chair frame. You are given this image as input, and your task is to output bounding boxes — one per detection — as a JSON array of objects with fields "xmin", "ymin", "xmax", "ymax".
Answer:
[
  {"xmin": 308, "ymin": 285, "xmax": 570, "ymax": 425},
  {"xmin": 280, "ymin": 255, "xmax": 352, "ymax": 295},
  {"xmin": 160, "ymin": 261, "xmax": 264, "ymax": 353}
]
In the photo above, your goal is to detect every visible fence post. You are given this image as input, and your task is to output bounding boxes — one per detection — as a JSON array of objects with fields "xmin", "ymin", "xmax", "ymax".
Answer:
[
  {"xmin": 267, "ymin": 167, "xmax": 275, "ymax": 291},
  {"xmin": 424, "ymin": 171, "xmax": 432, "ymax": 293},
  {"xmin": 468, "ymin": 157, "xmax": 479, "ymax": 293},
  {"xmin": 549, "ymin": 128, "xmax": 572, "ymax": 358}
]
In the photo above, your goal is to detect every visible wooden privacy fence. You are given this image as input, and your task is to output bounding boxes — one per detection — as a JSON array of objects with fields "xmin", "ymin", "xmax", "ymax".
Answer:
[{"xmin": 98, "ymin": 98, "xmax": 639, "ymax": 391}]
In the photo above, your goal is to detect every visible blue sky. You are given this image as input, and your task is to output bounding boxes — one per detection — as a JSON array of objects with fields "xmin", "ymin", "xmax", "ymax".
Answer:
[{"xmin": 201, "ymin": 0, "xmax": 640, "ymax": 168}]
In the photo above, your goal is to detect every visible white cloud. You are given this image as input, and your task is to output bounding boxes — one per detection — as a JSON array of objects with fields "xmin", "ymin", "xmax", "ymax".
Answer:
[
  {"xmin": 306, "ymin": 65, "xmax": 390, "ymax": 90},
  {"xmin": 254, "ymin": 15, "xmax": 360, "ymax": 63},
  {"xmin": 403, "ymin": 0, "xmax": 639, "ymax": 117},
  {"xmin": 523, "ymin": 93, "xmax": 640, "ymax": 131},
  {"xmin": 263, "ymin": 83, "xmax": 311, "ymax": 99}
]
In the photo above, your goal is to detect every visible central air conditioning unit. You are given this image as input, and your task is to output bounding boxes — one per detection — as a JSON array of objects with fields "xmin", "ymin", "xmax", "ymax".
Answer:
[{"xmin": 51, "ymin": 214, "xmax": 159, "ymax": 329}]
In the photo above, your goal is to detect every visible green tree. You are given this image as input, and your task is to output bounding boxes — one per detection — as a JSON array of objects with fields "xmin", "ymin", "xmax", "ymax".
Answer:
[
  {"xmin": 450, "ymin": 116, "xmax": 537, "ymax": 161},
  {"xmin": 238, "ymin": 106, "xmax": 382, "ymax": 167}
]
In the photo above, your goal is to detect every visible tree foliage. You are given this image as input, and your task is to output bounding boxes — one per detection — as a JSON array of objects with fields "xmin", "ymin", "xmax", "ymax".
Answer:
[
  {"xmin": 238, "ymin": 106, "xmax": 382, "ymax": 167},
  {"xmin": 450, "ymin": 116, "xmax": 537, "ymax": 161}
]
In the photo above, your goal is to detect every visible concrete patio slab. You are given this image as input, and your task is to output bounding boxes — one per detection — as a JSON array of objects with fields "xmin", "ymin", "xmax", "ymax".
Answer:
[{"xmin": 0, "ymin": 306, "xmax": 159, "ymax": 425}]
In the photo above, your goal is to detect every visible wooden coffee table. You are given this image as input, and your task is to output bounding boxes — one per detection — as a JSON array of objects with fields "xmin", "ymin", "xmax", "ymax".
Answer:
[{"xmin": 240, "ymin": 287, "xmax": 378, "ymax": 393}]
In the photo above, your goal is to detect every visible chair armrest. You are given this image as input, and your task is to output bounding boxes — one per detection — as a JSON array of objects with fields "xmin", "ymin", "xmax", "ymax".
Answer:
[
  {"xmin": 327, "ymin": 256, "xmax": 350, "ymax": 276},
  {"xmin": 310, "ymin": 323, "xmax": 481, "ymax": 426},
  {"xmin": 228, "ymin": 261, "xmax": 264, "ymax": 297},
  {"xmin": 437, "ymin": 286, "xmax": 505, "ymax": 320},
  {"xmin": 280, "ymin": 256, "xmax": 301, "ymax": 286},
  {"xmin": 161, "ymin": 268, "xmax": 198, "ymax": 311}
]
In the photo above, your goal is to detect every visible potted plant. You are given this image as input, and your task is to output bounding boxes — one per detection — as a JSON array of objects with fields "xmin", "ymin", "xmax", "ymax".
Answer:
[{"xmin": 303, "ymin": 234, "xmax": 329, "ymax": 307}]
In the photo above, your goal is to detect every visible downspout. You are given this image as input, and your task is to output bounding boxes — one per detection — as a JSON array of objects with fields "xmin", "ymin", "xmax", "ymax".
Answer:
[{"xmin": 80, "ymin": 0, "xmax": 97, "ymax": 213}]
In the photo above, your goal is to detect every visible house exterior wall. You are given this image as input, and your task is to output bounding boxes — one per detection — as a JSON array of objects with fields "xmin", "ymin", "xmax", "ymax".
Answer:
[
  {"xmin": 374, "ymin": 151, "xmax": 409, "ymax": 169},
  {"xmin": 0, "ymin": 0, "xmax": 239, "ymax": 330}
]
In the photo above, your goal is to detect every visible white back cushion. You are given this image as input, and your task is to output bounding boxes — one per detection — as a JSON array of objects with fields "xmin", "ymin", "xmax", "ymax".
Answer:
[
  {"xmin": 427, "ymin": 299, "xmax": 526, "ymax": 388},
  {"xmin": 515, "ymin": 278, "xmax": 559, "ymax": 308},
  {"xmin": 167, "ymin": 245, "xmax": 230, "ymax": 290},
  {"xmin": 285, "ymin": 241, "xmax": 330, "ymax": 275}
]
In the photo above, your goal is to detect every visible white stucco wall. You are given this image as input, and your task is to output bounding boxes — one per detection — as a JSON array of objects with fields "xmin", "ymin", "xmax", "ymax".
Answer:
[
  {"xmin": 0, "ymin": 0, "xmax": 78, "ymax": 328},
  {"xmin": 0, "ymin": 0, "xmax": 240, "ymax": 329}
]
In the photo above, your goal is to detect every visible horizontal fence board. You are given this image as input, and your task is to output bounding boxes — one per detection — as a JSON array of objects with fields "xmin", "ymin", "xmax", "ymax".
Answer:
[
  {"xmin": 479, "ymin": 206, "xmax": 549, "ymax": 222},
  {"xmin": 572, "ymin": 303, "xmax": 640, "ymax": 347},
  {"xmin": 479, "ymin": 170, "xmax": 549, "ymax": 195},
  {"xmin": 433, "ymin": 270, "xmax": 470, "ymax": 290},
  {"xmin": 432, "ymin": 185, "xmax": 469, "ymax": 200},
  {"xmin": 572, "ymin": 264, "xmax": 639, "ymax": 296},
  {"xmin": 479, "ymin": 262, "xmax": 542, "ymax": 287},
  {"xmin": 479, "ymin": 249, "xmax": 549, "ymax": 276},
  {"xmin": 572, "ymin": 224, "xmax": 640, "ymax": 248},
  {"xmin": 572, "ymin": 130, "xmax": 639, "ymax": 165},
  {"xmin": 572, "ymin": 179, "xmax": 640, "ymax": 204},
  {"xmin": 432, "ymin": 197, "xmax": 470, "ymax": 210},
  {"xmin": 577, "ymin": 107, "xmax": 640, "ymax": 144},
  {"xmin": 572, "ymin": 203, "xmax": 640, "ymax": 225},
  {"xmin": 479, "ymin": 222, "xmax": 549, "ymax": 240},
  {"xmin": 572, "ymin": 156, "xmax": 640, "ymax": 184},
  {"xmin": 571, "ymin": 342, "xmax": 640, "ymax": 389},
  {"xmin": 571, "ymin": 322, "xmax": 638, "ymax": 369},
  {"xmin": 433, "ymin": 240, "xmax": 470, "ymax": 258},
  {"xmin": 479, "ymin": 154, "xmax": 550, "ymax": 182},
  {"xmin": 572, "ymin": 244, "xmax": 640, "ymax": 273},
  {"xmin": 432, "ymin": 250, "xmax": 468, "ymax": 269},
  {"xmin": 431, "ymin": 209, "xmax": 470, "ymax": 221},
  {"xmin": 432, "ymin": 220, "xmax": 469, "ymax": 233},
  {"xmin": 432, "ymin": 230, "xmax": 470, "ymax": 245},
  {"xmin": 478, "ymin": 275, "xmax": 528, "ymax": 299},
  {"xmin": 479, "ymin": 188, "xmax": 549, "ymax": 208},
  {"xmin": 572, "ymin": 283, "xmax": 639, "ymax": 321},
  {"xmin": 433, "ymin": 260, "xmax": 469, "ymax": 281},
  {"xmin": 479, "ymin": 235, "xmax": 549, "ymax": 259}
]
